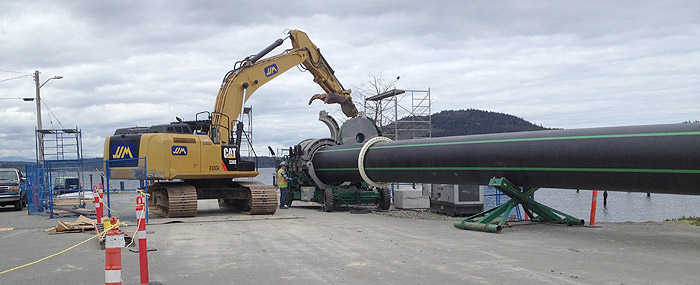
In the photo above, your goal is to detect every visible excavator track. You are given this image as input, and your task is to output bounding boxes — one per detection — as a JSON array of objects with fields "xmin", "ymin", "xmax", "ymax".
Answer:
[
  {"xmin": 243, "ymin": 181, "xmax": 278, "ymax": 215},
  {"xmin": 218, "ymin": 181, "xmax": 277, "ymax": 215},
  {"xmin": 148, "ymin": 182, "xmax": 198, "ymax": 218}
]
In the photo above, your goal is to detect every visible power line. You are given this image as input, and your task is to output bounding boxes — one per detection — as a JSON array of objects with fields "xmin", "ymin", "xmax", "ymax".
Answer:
[
  {"xmin": 0, "ymin": 74, "xmax": 31, "ymax": 83},
  {"xmin": 0, "ymin": 69, "xmax": 31, "ymax": 75},
  {"xmin": 41, "ymin": 99, "xmax": 65, "ymax": 129}
]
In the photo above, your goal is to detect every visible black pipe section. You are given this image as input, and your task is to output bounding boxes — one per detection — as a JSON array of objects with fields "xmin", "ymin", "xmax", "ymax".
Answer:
[
  {"xmin": 311, "ymin": 123, "xmax": 700, "ymax": 195},
  {"xmin": 248, "ymin": 38, "xmax": 285, "ymax": 63}
]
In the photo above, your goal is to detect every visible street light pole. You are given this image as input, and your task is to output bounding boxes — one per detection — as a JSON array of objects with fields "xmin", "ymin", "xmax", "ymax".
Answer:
[
  {"xmin": 34, "ymin": 70, "xmax": 43, "ymax": 162},
  {"xmin": 33, "ymin": 70, "xmax": 63, "ymax": 163}
]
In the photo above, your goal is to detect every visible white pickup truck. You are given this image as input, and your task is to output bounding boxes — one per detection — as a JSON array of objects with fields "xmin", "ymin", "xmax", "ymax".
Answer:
[{"xmin": 0, "ymin": 168, "xmax": 26, "ymax": 211}]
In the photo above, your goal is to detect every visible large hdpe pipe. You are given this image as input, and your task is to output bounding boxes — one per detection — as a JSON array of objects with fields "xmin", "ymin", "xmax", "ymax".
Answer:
[{"xmin": 311, "ymin": 123, "xmax": 700, "ymax": 195}]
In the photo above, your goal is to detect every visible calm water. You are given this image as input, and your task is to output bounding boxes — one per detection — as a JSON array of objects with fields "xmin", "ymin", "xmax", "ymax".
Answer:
[{"xmin": 532, "ymin": 188, "xmax": 700, "ymax": 223}]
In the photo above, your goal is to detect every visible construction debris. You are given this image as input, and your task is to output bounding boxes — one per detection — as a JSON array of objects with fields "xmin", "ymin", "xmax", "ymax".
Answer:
[
  {"xmin": 51, "ymin": 204, "xmax": 95, "ymax": 217},
  {"xmin": 46, "ymin": 215, "xmax": 96, "ymax": 235}
]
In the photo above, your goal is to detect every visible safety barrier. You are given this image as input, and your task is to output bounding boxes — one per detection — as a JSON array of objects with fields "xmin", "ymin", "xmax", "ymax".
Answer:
[
  {"xmin": 25, "ymin": 159, "xmax": 106, "ymax": 217},
  {"xmin": 590, "ymin": 190, "xmax": 598, "ymax": 226},
  {"xmin": 94, "ymin": 185, "xmax": 104, "ymax": 223},
  {"xmin": 25, "ymin": 158, "xmax": 148, "ymax": 224},
  {"xmin": 135, "ymin": 194, "xmax": 149, "ymax": 284},
  {"xmin": 105, "ymin": 217, "xmax": 124, "ymax": 285}
]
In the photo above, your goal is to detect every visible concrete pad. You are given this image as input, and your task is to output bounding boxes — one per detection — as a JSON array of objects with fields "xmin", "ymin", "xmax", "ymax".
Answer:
[{"xmin": 1, "ymin": 203, "xmax": 699, "ymax": 284}]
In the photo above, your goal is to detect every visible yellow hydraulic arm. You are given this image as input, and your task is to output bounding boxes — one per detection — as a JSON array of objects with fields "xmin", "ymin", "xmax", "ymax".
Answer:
[{"xmin": 211, "ymin": 29, "xmax": 358, "ymax": 144}]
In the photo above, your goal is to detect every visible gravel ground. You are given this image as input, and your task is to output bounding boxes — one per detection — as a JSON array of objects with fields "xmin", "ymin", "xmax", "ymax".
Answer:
[{"xmin": 372, "ymin": 206, "xmax": 463, "ymax": 221}]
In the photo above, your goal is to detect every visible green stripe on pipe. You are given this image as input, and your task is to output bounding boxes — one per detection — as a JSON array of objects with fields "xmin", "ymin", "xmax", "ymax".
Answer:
[
  {"xmin": 316, "ymin": 131, "xmax": 700, "ymax": 153},
  {"xmin": 315, "ymin": 166, "xmax": 700, "ymax": 174}
]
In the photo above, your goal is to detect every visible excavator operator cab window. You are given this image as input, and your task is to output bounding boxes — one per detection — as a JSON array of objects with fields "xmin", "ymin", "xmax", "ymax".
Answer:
[{"xmin": 145, "ymin": 123, "xmax": 193, "ymax": 134}]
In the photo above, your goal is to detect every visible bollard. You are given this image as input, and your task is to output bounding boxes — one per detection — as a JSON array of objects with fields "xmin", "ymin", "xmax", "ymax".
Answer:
[
  {"xmin": 590, "ymin": 190, "xmax": 598, "ymax": 226},
  {"xmin": 603, "ymin": 190, "xmax": 608, "ymax": 207},
  {"xmin": 99, "ymin": 183, "xmax": 105, "ymax": 221},
  {"xmin": 136, "ymin": 195, "xmax": 149, "ymax": 285},
  {"xmin": 94, "ymin": 186, "xmax": 103, "ymax": 223},
  {"xmin": 105, "ymin": 217, "xmax": 124, "ymax": 285}
]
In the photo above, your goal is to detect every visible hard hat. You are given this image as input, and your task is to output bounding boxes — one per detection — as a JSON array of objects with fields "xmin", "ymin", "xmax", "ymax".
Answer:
[{"xmin": 280, "ymin": 161, "xmax": 286, "ymax": 166}]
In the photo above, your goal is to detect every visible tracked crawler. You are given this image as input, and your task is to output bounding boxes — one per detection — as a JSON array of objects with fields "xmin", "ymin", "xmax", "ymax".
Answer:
[{"xmin": 104, "ymin": 29, "xmax": 357, "ymax": 217}]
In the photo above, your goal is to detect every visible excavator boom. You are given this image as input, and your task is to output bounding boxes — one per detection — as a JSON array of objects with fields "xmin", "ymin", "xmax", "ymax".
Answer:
[{"xmin": 211, "ymin": 30, "xmax": 357, "ymax": 144}]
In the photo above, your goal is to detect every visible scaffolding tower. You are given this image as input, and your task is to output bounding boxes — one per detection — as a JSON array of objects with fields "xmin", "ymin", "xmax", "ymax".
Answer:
[
  {"xmin": 364, "ymin": 88, "xmax": 431, "ymax": 140},
  {"xmin": 36, "ymin": 127, "xmax": 83, "ymax": 162}
]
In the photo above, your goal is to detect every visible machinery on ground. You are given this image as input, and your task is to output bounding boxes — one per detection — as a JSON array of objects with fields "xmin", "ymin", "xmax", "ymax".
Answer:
[
  {"xmin": 279, "ymin": 116, "xmax": 700, "ymax": 230},
  {"xmin": 104, "ymin": 30, "xmax": 358, "ymax": 217},
  {"xmin": 276, "ymin": 111, "xmax": 391, "ymax": 212}
]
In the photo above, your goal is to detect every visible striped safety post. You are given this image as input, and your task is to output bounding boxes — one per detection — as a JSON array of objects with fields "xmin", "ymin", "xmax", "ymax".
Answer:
[
  {"xmin": 136, "ymin": 195, "xmax": 149, "ymax": 285},
  {"xmin": 589, "ymin": 190, "xmax": 598, "ymax": 226},
  {"xmin": 94, "ymin": 186, "xmax": 103, "ymax": 223},
  {"xmin": 105, "ymin": 217, "xmax": 124, "ymax": 285},
  {"xmin": 99, "ymin": 183, "xmax": 105, "ymax": 222}
]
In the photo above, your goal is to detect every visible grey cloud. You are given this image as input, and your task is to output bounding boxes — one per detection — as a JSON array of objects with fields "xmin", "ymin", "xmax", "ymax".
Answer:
[{"xmin": 1, "ymin": 0, "xmax": 699, "ymax": 159}]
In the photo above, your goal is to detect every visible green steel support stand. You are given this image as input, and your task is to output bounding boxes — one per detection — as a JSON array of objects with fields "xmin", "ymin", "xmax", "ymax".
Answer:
[{"xmin": 454, "ymin": 177, "xmax": 584, "ymax": 233}]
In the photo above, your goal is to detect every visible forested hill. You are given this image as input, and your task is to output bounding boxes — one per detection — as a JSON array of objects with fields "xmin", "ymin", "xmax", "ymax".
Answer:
[{"xmin": 430, "ymin": 109, "xmax": 554, "ymax": 137}]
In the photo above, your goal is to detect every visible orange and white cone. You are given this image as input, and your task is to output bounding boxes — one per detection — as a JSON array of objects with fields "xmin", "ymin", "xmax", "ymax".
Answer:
[
  {"xmin": 136, "ymin": 195, "xmax": 149, "ymax": 285},
  {"xmin": 105, "ymin": 217, "xmax": 124, "ymax": 285},
  {"xmin": 94, "ymin": 186, "xmax": 103, "ymax": 223}
]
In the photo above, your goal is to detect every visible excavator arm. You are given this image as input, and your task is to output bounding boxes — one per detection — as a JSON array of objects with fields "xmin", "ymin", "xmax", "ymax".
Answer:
[
  {"xmin": 288, "ymin": 30, "xmax": 358, "ymax": 116},
  {"xmin": 211, "ymin": 29, "xmax": 358, "ymax": 144}
]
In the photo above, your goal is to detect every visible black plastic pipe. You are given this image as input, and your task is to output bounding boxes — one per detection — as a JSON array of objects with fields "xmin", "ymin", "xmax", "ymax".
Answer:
[{"xmin": 311, "ymin": 123, "xmax": 700, "ymax": 195}]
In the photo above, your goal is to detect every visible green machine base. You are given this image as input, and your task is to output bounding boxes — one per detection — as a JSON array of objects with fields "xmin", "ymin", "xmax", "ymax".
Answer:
[{"xmin": 454, "ymin": 177, "xmax": 584, "ymax": 233}]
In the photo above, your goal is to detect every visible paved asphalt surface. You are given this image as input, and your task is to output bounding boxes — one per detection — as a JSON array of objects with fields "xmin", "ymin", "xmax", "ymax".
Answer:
[{"xmin": 1, "ymin": 200, "xmax": 699, "ymax": 284}]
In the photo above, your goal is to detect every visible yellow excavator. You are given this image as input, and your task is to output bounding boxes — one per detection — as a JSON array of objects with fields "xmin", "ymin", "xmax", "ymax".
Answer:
[{"xmin": 104, "ymin": 30, "xmax": 358, "ymax": 217}]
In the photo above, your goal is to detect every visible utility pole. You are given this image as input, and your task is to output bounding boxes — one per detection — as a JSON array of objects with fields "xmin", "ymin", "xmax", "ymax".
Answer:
[
  {"xmin": 34, "ymin": 70, "xmax": 44, "ymax": 162},
  {"xmin": 33, "ymin": 70, "xmax": 62, "ymax": 163}
]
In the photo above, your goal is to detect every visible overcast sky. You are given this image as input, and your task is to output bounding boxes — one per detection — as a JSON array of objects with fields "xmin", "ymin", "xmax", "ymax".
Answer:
[{"xmin": 1, "ymin": 1, "xmax": 699, "ymax": 160}]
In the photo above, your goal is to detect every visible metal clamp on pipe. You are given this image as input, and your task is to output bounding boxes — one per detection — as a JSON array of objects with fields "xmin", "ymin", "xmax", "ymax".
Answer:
[
  {"xmin": 305, "ymin": 161, "xmax": 328, "ymax": 190},
  {"xmin": 358, "ymin": 136, "xmax": 392, "ymax": 188}
]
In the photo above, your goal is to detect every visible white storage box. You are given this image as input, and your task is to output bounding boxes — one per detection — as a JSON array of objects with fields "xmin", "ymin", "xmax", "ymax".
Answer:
[{"xmin": 394, "ymin": 189, "xmax": 430, "ymax": 209}]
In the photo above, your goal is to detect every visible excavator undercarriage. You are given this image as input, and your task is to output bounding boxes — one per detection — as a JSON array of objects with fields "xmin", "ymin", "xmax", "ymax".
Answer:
[{"xmin": 148, "ymin": 179, "xmax": 277, "ymax": 217}]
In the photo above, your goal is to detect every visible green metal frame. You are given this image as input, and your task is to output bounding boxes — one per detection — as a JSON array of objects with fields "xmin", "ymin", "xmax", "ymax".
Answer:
[
  {"xmin": 454, "ymin": 177, "xmax": 584, "ymax": 233},
  {"xmin": 332, "ymin": 185, "xmax": 381, "ymax": 206},
  {"xmin": 282, "ymin": 154, "xmax": 381, "ymax": 207}
]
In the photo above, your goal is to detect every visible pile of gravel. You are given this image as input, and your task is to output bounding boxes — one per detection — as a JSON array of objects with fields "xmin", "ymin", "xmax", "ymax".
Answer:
[{"xmin": 373, "ymin": 207, "xmax": 462, "ymax": 221}]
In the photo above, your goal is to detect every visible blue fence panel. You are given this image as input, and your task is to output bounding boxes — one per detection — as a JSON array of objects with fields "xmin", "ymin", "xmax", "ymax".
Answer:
[
  {"xmin": 25, "ymin": 158, "xmax": 148, "ymax": 222},
  {"xmin": 105, "ymin": 157, "xmax": 148, "ymax": 222},
  {"xmin": 25, "ymin": 164, "xmax": 48, "ymax": 216}
]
